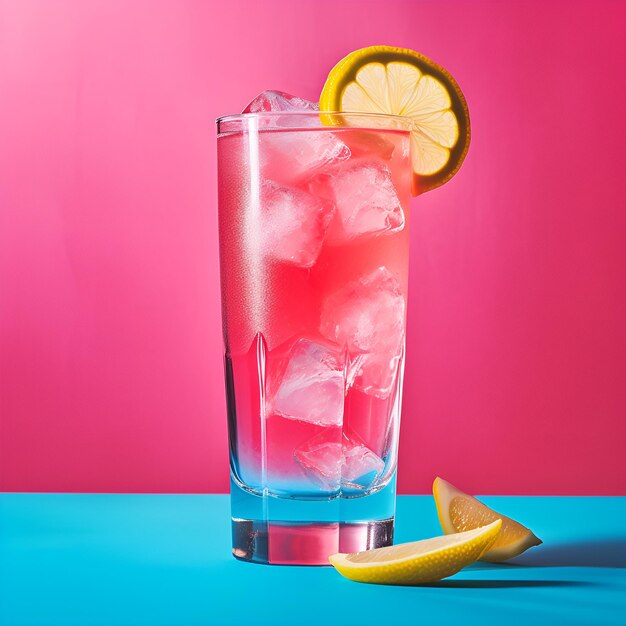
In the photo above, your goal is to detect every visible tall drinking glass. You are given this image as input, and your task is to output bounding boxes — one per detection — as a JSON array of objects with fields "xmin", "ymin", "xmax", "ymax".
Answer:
[{"xmin": 216, "ymin": 112, "xmax": 411, "ymax": 565}]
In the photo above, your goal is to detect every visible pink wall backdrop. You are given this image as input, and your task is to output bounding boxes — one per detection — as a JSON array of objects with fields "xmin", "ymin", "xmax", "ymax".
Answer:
[{"xmin": 1, "ymin": 0, "xmax": 624, "ymax": 495}]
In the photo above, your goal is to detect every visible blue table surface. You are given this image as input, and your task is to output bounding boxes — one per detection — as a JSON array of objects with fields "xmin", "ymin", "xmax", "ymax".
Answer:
[{"xmin": 0, "ymin": 494, "xmax": 624, "ymax": 626}]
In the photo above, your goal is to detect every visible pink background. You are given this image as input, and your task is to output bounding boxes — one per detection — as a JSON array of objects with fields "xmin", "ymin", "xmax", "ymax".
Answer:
[{"xmin": 1, "ymin": 0, "xmax": 624, "ymax": 495}]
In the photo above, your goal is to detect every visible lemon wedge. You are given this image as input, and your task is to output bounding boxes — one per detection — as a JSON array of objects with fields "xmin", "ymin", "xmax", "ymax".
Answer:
[
  {"xmin": 320, "ymin": 45, "xmax": 470, "ymax": 195},
  {"xmin": 329, "ymin": 519, "xmax": 501, "ymax": 585},
  {"xmin": 433, "ymin": 477, "xmax": 542, "ymax": 562}
]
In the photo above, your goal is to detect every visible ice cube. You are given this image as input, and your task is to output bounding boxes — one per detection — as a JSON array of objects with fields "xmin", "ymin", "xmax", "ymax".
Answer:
[
  {"xmin": 321, "ymin": 267, "xmax": 405, "ymax": 354},
  {"xmin": 260, "ymin": 132, "xmax": 351, "ymax": 186},
  {"xmin": 260, "ymin": 180, "xmax": 335, "ymax": 268},
  {"xmin": 271, "ymin": 339, "xmax": 345, "ymax": 427},
  {"xmin": 349, "ymin": 351, "xmax": 402, "ymax": 400},
  {"xmin": 243, "ymin": 91, "xmax": 321, "ymax": 130},
  {"xmin": 293, "ymin": 436, "xmax": 342, "ymax": 492},
  {"xmin": 320, "ymin": 267, "xmax": 405, "ymax": 398},
  {"xmin": 243, "ymin": 90, "xmax": 319, "ymax": 114},
  {"xmin": 294, "ymin": 431, "xmax": 384, "ymax": 492},
  {"xmin": 342, "ymin": 434, "xmax": 385, "ymax": 486},
  {"xmin": 310, "ymin": 159, "xmax": 404, "ymax": 244},
  {"xmin": 343, "ymin": 131, "xmax": 396, "ymax": 160}
]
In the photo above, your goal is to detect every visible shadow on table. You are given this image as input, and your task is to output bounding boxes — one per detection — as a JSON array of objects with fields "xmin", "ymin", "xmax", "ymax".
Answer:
[
  {"xmin": 426, "ymin": 579, "xmax": 593, "ymax": 589},
  {"xmin": 469, "ymin": 538, "xmax": 626, "ymax": 569}
]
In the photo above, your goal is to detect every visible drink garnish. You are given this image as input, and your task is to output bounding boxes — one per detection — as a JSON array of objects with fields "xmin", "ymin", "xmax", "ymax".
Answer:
[{"xmin": 320, "ymin": 45, "xmax": 470, "ymax": 195}]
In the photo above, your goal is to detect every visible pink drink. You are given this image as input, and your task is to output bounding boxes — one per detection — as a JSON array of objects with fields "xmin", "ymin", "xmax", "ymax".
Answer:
[{"xmin": 217, "ymin": 112, "xmax": 411, "ymax": 564}]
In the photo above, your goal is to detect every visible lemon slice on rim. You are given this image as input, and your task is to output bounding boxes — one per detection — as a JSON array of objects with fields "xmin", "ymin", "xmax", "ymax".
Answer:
[
  {"xmin": 329, "ymin": 519, "xmax": 501, "ymax": 585},
  {"xmin": 433, "ymin": 477, "xmax": 542, "ymax": 562},
  {"xmin": 320, "ymin": 45, "xmax": 470, "ymax": 195}
]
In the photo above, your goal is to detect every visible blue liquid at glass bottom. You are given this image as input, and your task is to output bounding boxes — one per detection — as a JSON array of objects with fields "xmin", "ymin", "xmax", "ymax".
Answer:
[{"xmin": 230, "ymin": 474, "xmax": 396, "ymax": 565}]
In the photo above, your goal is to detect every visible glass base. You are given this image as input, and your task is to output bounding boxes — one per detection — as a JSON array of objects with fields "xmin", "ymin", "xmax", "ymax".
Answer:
[
  {"xmin": 229, "ymin": 474, "xmax": 396, "ymax": 565},
  {"xmin": 232, "ymin": 518, "xmax": 394, "ymax": 565}
]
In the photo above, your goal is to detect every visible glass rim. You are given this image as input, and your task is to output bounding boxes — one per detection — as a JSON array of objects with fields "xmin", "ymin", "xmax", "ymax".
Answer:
[{"xmin": 216, "ymin": 110, "xmax": 412, "ymax": 128}]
